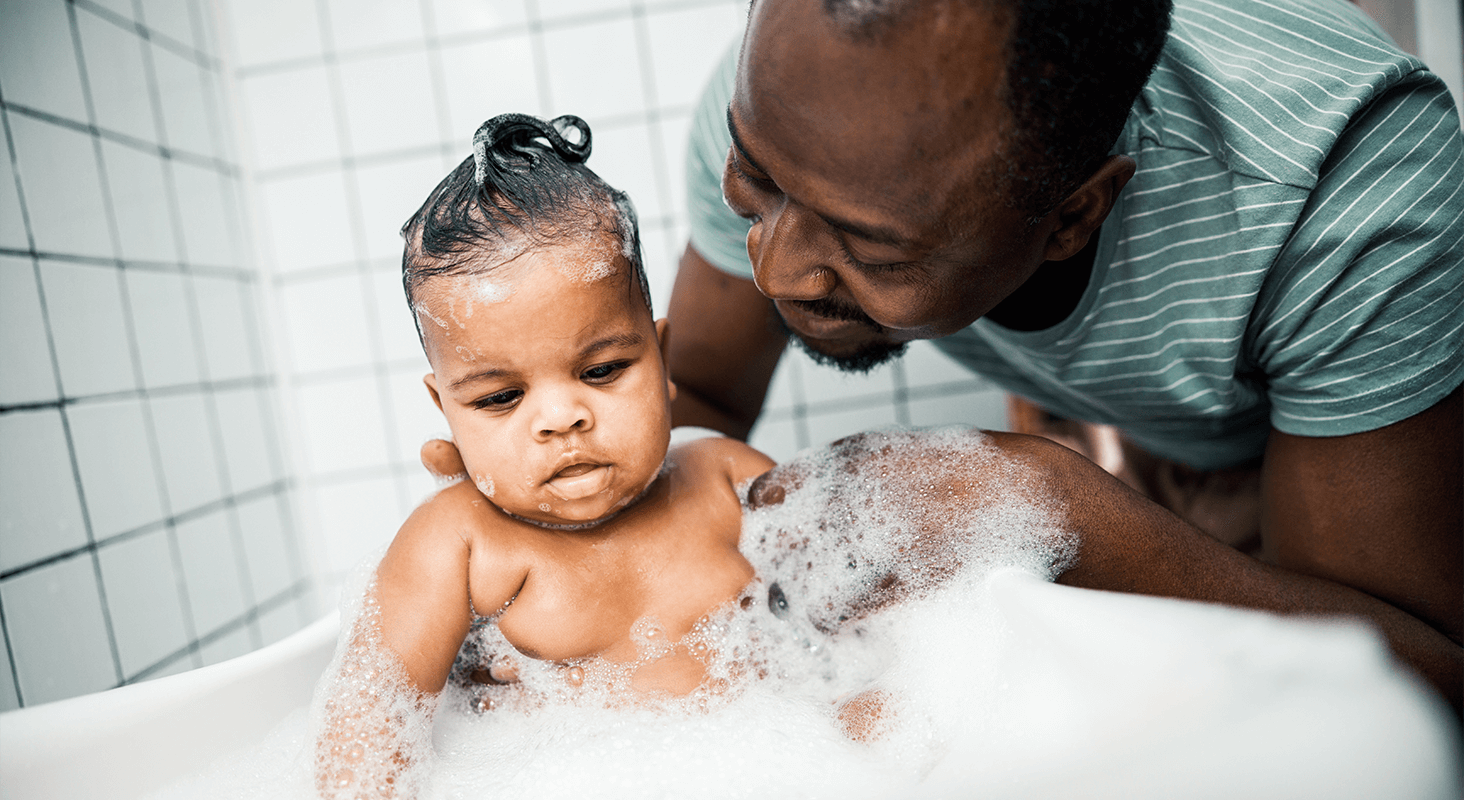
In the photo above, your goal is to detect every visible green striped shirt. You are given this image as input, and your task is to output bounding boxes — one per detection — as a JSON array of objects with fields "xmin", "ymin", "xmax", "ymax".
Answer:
[{"xmin": 686, "ymin": 0, "xmax": 1464, "ymax": 469}]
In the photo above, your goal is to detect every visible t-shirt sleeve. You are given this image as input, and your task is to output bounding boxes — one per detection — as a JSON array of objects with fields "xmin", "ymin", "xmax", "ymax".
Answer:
[
  {"xmin": 1249, "ymin": 69, "xmax": 1464, "ymax": 437},
  {"xmin": 685, "ymin": 40, "xmax": 755, "ymax": 279}
]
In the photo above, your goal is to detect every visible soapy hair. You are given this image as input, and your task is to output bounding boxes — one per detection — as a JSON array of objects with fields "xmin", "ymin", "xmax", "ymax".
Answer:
[
  {"xmin": 400, "ymin": 113, "xmax": 650, "ymax": 331},
  {"xmin": 823, "ymin": 0, "xmax": 1173, "ymax": 221}
]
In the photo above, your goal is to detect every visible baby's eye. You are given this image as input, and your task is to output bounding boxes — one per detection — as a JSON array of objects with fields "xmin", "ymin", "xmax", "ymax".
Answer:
[
  {"xmin": 472, "ymin": 388, "xmax": 522, "ymax": 410},
  {"xmin": 582, "ymin": 362, "xmax": 628, "ymax": 384}
]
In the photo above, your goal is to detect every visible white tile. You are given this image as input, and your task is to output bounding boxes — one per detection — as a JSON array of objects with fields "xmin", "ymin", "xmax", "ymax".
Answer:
[
  {"xmin": 657, "ymin": 112, "xmax": 694, "ymax": 227},
  {"xmin": 643, "ymin": 3, "xmax": 745, "ymax": 109},
  {"xmin": 541, "ymin": 16, "xmax": 646, "ymax": 123},
  {"xmin": 0, "ymin": 554, "xmax": 119, "ymax": 705},
  {"xmin": 0, "ymin": 133, "xmax": 27, "ymax": 250},
  {"xmin": 804, "ymin": 402, "xmax": 901, "ymax": 450},
  {"xmin": 590, "ymin": 122, "xmax": 666, "ymax": 221},
  {"xmin": 336, "ymin": 50, "xmax": 439, "ymax": 158},
  {"xmin": 212, "ymin": 388, "xmax": 282, "ymax": 492},
  {"xmin": 747, "ymin": 415, "xmax": 801, "ymax": 463},
  {"xmin": 257, "ymin": 597, "xmax": 308, "ymax": 646},
  {"xmin": 148, "ymin": 392, "xmax": 225, "ymax": 513},
  {"xmin": 97, "ymin": 528, "xmax": 191, "ymax": 677},
  {"xmin": 537, "ymin": 0, "xmax": 631, "ymax": 23},
  {"xmin": 438, "ymin": 36, "xmax": 542, "ymax": 141},
  {"xmin": 198, "ymin": 624, "xmax": 253, "ymax": 666},
  {"xmin": 125, "ymin": 269, "xmax": 202, "ymax": 389},
  {"xmin": 0, "ymin": 633, "xmax": 20, "ymax": 711},
  {"xmin": 323, "ymin": 0, "xmax": 425, "ymax": 52},
  {"xmin": 101, "ymin": 141, "xmax": 180, "ymax": 264},
  {"xmin": 139, "ymin": 0, "xmax": 199, "ymax": 50},
  {"xmin": 90, "ymin": 0, "xmax": 138, "ymax": 22},
  {"xmin": 309, "ymin": 475, "xmax": 401, "ymax": 576},
  {"xmin": 239, "ymin": 67, "xmax": 341, "ymax": 171},
  {"xmin": 371, "ymin": 267, "xmax": 430, "ymax": 366},
  {"xmin": 0, "ymin": 0, "xmax": 89, "ymax": 123},
  {"xmin": 171, "ymin": 161, "xmax": 237, "ymax": 267},
  {"xmin": 67, "ymin": 398, "xmax": 167, "ymax": 537},
  {"xmin": 0, "ymin": 255, "xmax": 61, "ymax": 406},
  {"xmin": 278, "ymin": 273, "xmax": 376, "ymax": 374},
  {"xmin": 0, "ymin": 409, "xmax": 89, "ymax": 573},
  {"xmin": 428, "ymin": 0, "xmax": 528, "ymax": 36},
  {"xmin": 219, "ymin": 0, "xmax": 324, "ymax": 68},
  {"xmin": 354, "ymin": 154, "xmax": 445, "ymax": 261},
  {"xmin": 37, "ymin": 260, "xmax": 138, "ymax": 398},
  {"xmin": 236, "ymin": 494, "xmax": 300, "ymax": 603},
  {"xmin": 257, "ymin": 171, "xmax": 355, "ymax": 272},
  {"xmin": 193, "ymin": 276, "xmax": 261, "ymax": 381},
  {"xmin": 386, "ymin": 364, "xmax": 451, "ymax": 464},
  {"xmin": 791, "ymin": 347, "xmax": 899, "ymax": 408},
  {"xmin": 401, "ymin": 469, "xmax": 440, "ymax": 510},
  {"xmin": 907, "ymin": 388, "xmax": 1010, "ymax": 432},
  {"xmin": 763, "ymin": 351, "xmax": 802, "ymax": 413},
  {"xmin": 901, "ymin": 340, "xmax": 983, "ymax": 389},
  {"xmin": 8, "ymin": 115, "xmax": 116, "ymax": 260},
  {"xmin": 150, "ymin": 44, "xmax": 215, "ymax": 157},
  {"xmin": 134, "ymin": 651, "xmax": 198, "ymax": 681},
  {"xmin": 76, "ymin": 10, "xmax": 159, "ymax": 144},
  {"xmin": 295, "ymin": 376, "xmax": 392, "ymax": 475},
  {"xmin": 174, "ymin": 511, "xmax": 249, "ymax": 635}
]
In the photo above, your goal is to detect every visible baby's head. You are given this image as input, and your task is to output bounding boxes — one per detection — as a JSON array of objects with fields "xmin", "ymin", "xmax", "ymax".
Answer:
[{"xmin": 402, "ymin": 113, "xmax": 674, "ymax": 528}]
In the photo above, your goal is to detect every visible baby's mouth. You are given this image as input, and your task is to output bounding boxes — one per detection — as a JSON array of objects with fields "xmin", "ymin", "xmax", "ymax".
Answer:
[{"xmin": 545, "ymin": 461, "xmax": 612, "ymax": 501}]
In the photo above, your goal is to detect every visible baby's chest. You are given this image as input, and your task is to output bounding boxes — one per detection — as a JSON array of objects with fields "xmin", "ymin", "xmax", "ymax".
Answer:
[{"xmin": 487, "ymin": 528, "xmax": 753, "ymax": 664}]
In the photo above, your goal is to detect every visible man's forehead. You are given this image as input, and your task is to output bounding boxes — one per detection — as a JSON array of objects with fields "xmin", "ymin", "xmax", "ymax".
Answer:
[{"xmin": 734, "ymin": 0, "xmax": 1011, "ymax": 224}]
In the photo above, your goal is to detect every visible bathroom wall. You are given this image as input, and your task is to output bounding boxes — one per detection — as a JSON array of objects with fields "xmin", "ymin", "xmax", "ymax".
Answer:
[
  {"xmin": 0, "ymin": 0, "xmax": 311, "ymax": 709},
  {"xmin": 217, "ymin": 0, "xmax": 1008, "ymax": 596}
]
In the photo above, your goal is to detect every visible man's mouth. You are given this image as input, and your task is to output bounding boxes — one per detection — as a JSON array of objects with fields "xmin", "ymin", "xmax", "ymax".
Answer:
[{"xmin": 774, "ymin": 299, "xmax": 881, "ymax": 342}]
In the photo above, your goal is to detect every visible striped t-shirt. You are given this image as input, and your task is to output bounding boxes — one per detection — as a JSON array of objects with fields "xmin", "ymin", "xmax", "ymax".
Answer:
[{"xmin": 686, "ymin": 0, "xmax": 1464, "ymax": 470}]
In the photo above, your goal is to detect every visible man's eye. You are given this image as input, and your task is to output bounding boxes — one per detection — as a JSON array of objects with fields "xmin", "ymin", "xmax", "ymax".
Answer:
[
  {"xmin": 582, "ymin": 362, "xmax": 628, "ymax": 383},
  {"xmin": 472, "ymin": 389, "xmax": 521, "ymax": 409}
]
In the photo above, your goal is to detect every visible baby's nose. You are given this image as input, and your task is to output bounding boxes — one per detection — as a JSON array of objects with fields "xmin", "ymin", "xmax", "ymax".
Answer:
[{"xmin": 533, "ymin": 396, "xmax": 592, "ymax": 438}]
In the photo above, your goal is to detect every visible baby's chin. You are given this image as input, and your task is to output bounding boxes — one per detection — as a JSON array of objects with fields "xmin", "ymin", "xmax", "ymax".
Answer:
[{"xmin": 498, "ymin": 464, "xmax": 665, "ymax": 530}]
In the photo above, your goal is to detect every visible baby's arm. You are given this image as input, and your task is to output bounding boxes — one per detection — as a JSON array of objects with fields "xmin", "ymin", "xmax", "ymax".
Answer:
[{"xmin": 315, "ymin": 485, "xmax": 519, "ymax": 798}]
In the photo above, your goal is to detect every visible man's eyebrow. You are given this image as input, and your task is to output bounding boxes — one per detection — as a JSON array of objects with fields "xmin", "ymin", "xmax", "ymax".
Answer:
[
  {"xmin": 726, "ymin": 105, "xmax": 772, "ymax": 178},
  {"xmin": 726, "ymin": 105, "xmax": 912, "ymax": 250}
]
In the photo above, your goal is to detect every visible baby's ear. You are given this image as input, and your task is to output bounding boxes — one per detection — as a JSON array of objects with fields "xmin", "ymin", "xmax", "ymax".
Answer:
[
  {"xmin": 423, "ymin": 372, "xmax": 445, "ymax": 412},
  {"xmin": 654, "ymin": 318, "xmax": 678, "ymax": 401}
]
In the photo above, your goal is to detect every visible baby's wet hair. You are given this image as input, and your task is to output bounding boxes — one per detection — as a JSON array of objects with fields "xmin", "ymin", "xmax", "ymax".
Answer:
[{"xmin": 401, "ymin": 113, "xmax": 650, "ymax": 333}]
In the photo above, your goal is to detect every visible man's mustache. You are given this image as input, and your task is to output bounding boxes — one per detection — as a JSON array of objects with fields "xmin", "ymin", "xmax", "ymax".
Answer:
[{"xmin": 782, "ymin": 297, "xmax": 882, "ymax": 331}]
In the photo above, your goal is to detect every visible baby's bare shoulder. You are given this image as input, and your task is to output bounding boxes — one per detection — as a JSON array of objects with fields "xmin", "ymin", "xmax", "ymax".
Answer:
[
  {"xmin": 386, "ymin": 481, "xmax": 527, "ymax": 612},
  {"xmin": 670, "ymin": 435, "xmax": 776, "ymax": 487}
]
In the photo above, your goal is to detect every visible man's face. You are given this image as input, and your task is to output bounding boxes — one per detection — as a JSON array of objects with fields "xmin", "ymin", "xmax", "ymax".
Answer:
[{"xmin": 723, "ymin": 0, "xmax": 1053, "ymax": 368}]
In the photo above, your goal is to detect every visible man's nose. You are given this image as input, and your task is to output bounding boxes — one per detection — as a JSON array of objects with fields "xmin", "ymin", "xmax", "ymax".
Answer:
[
  {"xmin": 531, "ymin": 390, "xmax": 593, "ymax": 439},
  {"xmin": 748, "ymin": 202, "xmax": 838, "ymax": 301}
]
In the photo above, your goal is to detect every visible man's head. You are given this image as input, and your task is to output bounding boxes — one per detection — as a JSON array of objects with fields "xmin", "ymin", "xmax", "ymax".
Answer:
[
  {"xmin": 402, "ymin": 115, "xmax": 675, "ymax": 528},
  {"xmin": 724, "ymin": 0, "xmax": 1171, "ymax": 369}
]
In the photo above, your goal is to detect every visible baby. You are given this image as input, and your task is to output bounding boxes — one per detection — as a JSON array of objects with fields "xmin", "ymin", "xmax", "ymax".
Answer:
[{"xmin": 314, "ymin": 113, "xmax": 773, "ymax": 796}]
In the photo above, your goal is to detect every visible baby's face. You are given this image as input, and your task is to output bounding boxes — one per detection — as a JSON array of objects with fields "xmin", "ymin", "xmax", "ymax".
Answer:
[{"xmin": 419, "ymin": 240, "xmax": 673, "ymax": 526}]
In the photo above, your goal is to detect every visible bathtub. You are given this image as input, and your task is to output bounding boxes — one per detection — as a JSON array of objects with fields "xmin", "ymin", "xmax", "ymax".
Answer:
[
  {"xmin": 1, "ymin": 570, "xmax": 1459, "ymax": 799},
  {"xmin": 0, "ymin": 612, "xmax": 339, "ymax": 799}
]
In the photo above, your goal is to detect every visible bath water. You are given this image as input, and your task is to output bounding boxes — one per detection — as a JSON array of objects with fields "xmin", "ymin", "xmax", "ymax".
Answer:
[{"xmin": 150, "ymin": 429, "xmax": 1462, "ymax": 799}]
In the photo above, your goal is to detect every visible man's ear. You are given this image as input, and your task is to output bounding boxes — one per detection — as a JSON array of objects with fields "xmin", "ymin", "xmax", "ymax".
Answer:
[
  {"xmin": 1041, "ymin": 154, "xmax": 1135, "ymax": 263},
  {"xmin": 654, "ymin": 317, "xmax": 678, "ymax": 402},
  {"xmin": 423, "ymin": 372, "xmax": 445, "ymax": 412}
]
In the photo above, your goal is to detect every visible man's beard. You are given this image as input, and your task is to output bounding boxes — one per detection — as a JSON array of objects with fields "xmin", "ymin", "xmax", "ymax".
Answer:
[{"xmin": 778, "ymin": 297, "xmax": 908, "ymax": 373}]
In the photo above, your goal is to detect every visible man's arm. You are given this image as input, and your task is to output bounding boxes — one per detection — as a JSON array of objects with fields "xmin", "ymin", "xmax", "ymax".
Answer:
[
  {"xmin": 1048, "ymin": 387, "xmax": 1463, "ymax": 711},
  {"xmin": 666, "ymin": 243, "xmax": 788, "ymax": 439}
]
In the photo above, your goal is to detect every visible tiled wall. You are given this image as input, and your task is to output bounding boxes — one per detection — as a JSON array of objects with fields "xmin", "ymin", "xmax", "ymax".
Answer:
[
  {"xmin": 0, "ymin": 0, "xmax": 310, "ymax": 708},
  {"xmin": 220, "ymin": 0, "xmax": 1010, "ymax": 595}
]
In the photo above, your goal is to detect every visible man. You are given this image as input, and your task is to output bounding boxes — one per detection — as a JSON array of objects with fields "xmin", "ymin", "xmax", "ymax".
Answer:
[{"xmin": 662, "ymin": 0, "xmax": 1462, "ymax": 708}]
